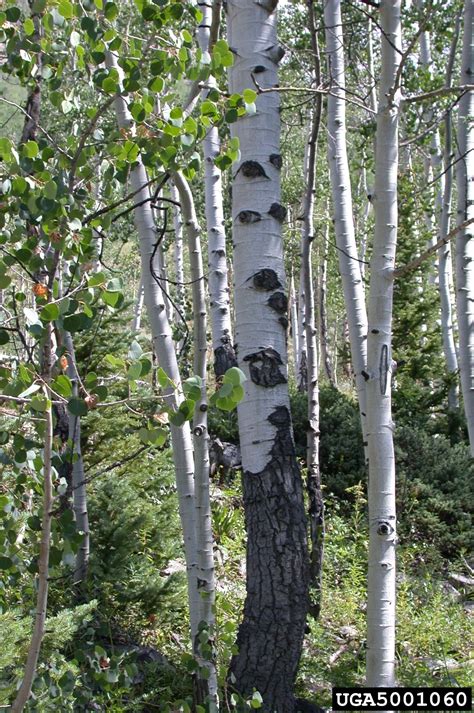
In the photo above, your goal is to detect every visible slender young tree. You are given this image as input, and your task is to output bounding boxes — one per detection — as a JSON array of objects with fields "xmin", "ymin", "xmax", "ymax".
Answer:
[
  {"xmin": 197, "ymin": 0, "xmax": 236, "ymax": 376},
  {"xmin": 418, "ymin": 0, "xmax": 460, "ymax": 409},
  {"xmin": 303, "ymin": 0, "xmax": 324, "ymax": 619},
  {"xmin": 365, "ymin": 0, "xmax": 402, "ymax": 688},
  {"xmin": 172, "ymin": 171, "xmax": 217, "ymax": 704},
  {"xmin": 226, "ymin": 1, "xmax": 309, "ymax": 709},
  {"xmin": 11, "ymin": 327, "xmax": 53, "ymax": 713},
  {"xmin": 455, "ymin": 0, "xmax": 474, "ymax": 453},
  {"xmin": 324, "ymin": 0, "xmax": 369, "ymax": 459},
  {"xmin": 63, "ymin": 331, "xmax": 89, "ymax": 588},
  {"xmin": 105, "ymin": 50, "xmax": 201, "ymax": 641}
]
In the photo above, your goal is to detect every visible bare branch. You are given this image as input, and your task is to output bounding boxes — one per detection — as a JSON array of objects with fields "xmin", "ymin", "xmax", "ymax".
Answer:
[{"xmin": 394, "ymin": 218, "xmax": 474, "ymax": 278}]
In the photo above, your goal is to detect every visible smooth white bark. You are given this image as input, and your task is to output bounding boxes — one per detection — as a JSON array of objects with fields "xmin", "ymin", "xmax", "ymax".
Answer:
[
  {"xmin": 365, "ymin": 0, "xmax": 401, "ymax": 688},
  {"xmin": 227, "ymin": 1, "xmax": 291, "ymax": 473},
  {"xmin": 105, "ymin": 51, "xmax": 200, "ymax": 640},
  {"xmin": 418, "ymin": 0, "xmax": 459, "ymax": 409},
  {"xmin": 173, "ymin": 171, "xmax": 217, "ymax": 702},
  {"xmin": 324, "ymin": 0, "xmax": 369, "ymax": 457},
  {"xmin": 455, "ymin": 0, "xmax": 474, "ymax": 454},
  {"xmin": 197, "ymin": 0, "xmax": 234, "ymax": 375},
  {"xmin": 290, "ymin": 274, "xmax": 299, "ymax": 382},
  {"xmin": 63, "ymin": 331, "xmax": 89, "ymax": 587},
  {"xmin": 131, "ymin": 278, "xmax": 145, "ymax": 333}
]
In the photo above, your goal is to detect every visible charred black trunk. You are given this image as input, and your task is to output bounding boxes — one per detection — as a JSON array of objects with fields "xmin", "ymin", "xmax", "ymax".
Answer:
[{"xmin": 228, "ymin": 408, "xmax": 309, "ymax": 712}]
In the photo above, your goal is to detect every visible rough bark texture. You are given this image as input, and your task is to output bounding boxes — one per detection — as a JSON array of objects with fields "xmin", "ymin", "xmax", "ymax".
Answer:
[
  {"xmin": 365, "ymin": 0, "xmax": 401, "ymax": 687},
  {"xmin": 455, "ymin": 0, "xmax": 474, "ymax": 453},
  {"xmin": 227, "ymin": 1, "xmax": 309, "ymax": 710}
]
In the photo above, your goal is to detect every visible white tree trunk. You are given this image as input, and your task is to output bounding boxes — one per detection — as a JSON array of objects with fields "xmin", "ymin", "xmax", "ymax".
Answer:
[
  {"xmin": 418, "ymin": 0, "xmax": 459, "ymax": 409},
  {"xmin": 63, "ymin": 331, "xmax": 90, "ymax": 587},
  {"xmin": 289, "ymin": 273, "xmax": 299, "ymax": 382},
  {"xmin": 197, "ymin": 0, "xmax": 236, "ymax": 376},
  {"xmin": 365, "ymin": 0, "xmax": 401, "ymax": 688},
  {"xmin": 455, "ymin": 0, "xmax": 474, "ymax": 454},
  {"xmin": 297, "ymin": 273, "xmax": 308, "ymax": 391},
  {"xmin": 105, "ymin": 51, "xmax": 200, "ymax": 641},
  {"xmin": 324, "ymin": 0, "xmax": 369, "ymax": 458},
  {"xmin": 132, "ymin": 278, "xmax": 145, "ymax": 333},
  {"xmin": 227, "ymin": 1, "xmax": 309, "ymax": 708},
  {"xmin": 320, "ymin": 216, "xmax": 336, "ymax": 387},
  {"xmin": 172, "ymin": 171, "xmax": 217, "ymax": 704},
  {"xmin": 440, "ymin": 12, "xmax": 462, "ymax": 410},
  {"xmin": 170, "ymin": 183, "xmax": 185, "ymax": 310},
  {"xmin": 302, "ymin": 0, "xmax": 323, "ymax": 619}
]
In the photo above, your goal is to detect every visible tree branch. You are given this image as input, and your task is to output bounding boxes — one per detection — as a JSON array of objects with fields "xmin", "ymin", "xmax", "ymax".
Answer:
[{"xmin": 394, "ymin": 218, "xmax": 474, "ymax": 278}]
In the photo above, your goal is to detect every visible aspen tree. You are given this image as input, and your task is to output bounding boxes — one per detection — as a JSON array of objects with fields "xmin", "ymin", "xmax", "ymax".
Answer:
[
  {"xmin": 105, "ymin": 51, "xmax": 201, "ymax": 641},
  {"xmin": 366, "ymin": 0, "xmax": 402, "ymax": 687},
  {"xmin": 324, "ymin": 0, "xmax": 369, "ymax": 459},
  {"xmin": 226, "ymin": 0, "xmax": 309, "ymax": 709},
  {"xmin": 197, "ymin": 0, "xmax": 236, "ymax": 376},
  {"xmin": 455, "ymin": 0, "xmax": 474, "ymax": 453}
]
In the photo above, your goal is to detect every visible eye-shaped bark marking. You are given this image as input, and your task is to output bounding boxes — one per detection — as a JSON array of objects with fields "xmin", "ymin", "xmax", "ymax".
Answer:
[
  {"xmin": 252, "ymin": 65, "xmax": 267, "ymax": 74},
  {"xmin": 380, "ymin": 344, "xmax": 389, "ymax": 395},
  {"xmin": 268, "ymin": 203, "xmax": 287, "ymax": 223},
  {"xmin": 267, "ymin": 291, "xmax": 288, "ymax": 314},
  {"xmin": 243, "ymin": 348, "xmax": 287, "ymax": 387},
  {"xmin": 238, "ymin": 210, "xmax": 262, "ymax": 224},
  {"xmin": 269, "ymin": 153, "xmax": 282, "ymax": 170},
  {"xmin": 251, "ymin": 269, "xmax": 281, "ymax": 291},
  {"xmin": 255, "ymin": 0, "xmax": 278, "ymax": 13},
  {"xmin": 278, "ymin": 316, "xmax": 289, "ymax": 330},
  {"xmin": 238, "ymin": 161, "xmax": 269, "ymax": 179},
  {"xmin": 264, "ymin": 44, "xmax": 285, "ymax": 64}
]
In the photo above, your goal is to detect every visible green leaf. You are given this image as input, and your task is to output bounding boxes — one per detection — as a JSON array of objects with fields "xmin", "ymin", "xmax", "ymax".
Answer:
[
  {"xmin": 5, "ymin": 7, "xmax": 21, "ymax": 22},
  {"xmin": 44, "ymin": 180, "xmax": 57, "ymax": 200},
  {"xmin": 102, "ymin": 290, "xmax": 122, "ymax": 308},
  {"xmin": 52, "ymin": 375, "xmax": 73, "ymax": 398},
  {"xmin": 58, "ymin": 0, "xmax": 73, "ymax": 18},
  {"xmin": 31, "ymin": 394, "xmax": 49, "ymax": 412},
  {"xmin": 27, "ymin": 516, "xmax": 42, "ymax": 531},
  {"xmin": 23, "ymin": 141, "xmax": 39, "ymax": 158},
  {"xmin": 243, "ymin": 88, "xmax": 257, "ymax": 104},
  {"xmin": 0, "ymin": 275, "xmax": 11, "ymax": 289},
  {"xmin": 128, "ymin": 339, "xmax": 143, "ymax": 359},
  {"xmin": 104, "ymin": 1, "xmax": 118, "ymax": 19},
  {"xmin": 40, "ymin": 303, "xmax": 60, "ymax": 322},
  {"xmin": 24, "ymin": 17, "xmax": 35, "ymax": 35},
  {"xmin": 251, "ymin": 691, "xmax": 263, "ymax": 709},
  {"xmin": 224, "ymin": 366, "xmax": 246, "ymax": 386},
  {"xmin": 157, "ymin": 367, "xmax": 173, "ymax": 389},
  {"xmin": 88, "ymin": 271, "xmax": 107, "ymax": 287},
  {"xmin": 67, "ymin": 397, "xmax": 88, "ymax": 416},
  {"xmin": 127, "ymin": 362, "xmax": 142, "ymax": 381},
  {"xmin": 0, "ymin": 330, "xmax": 9, "ymax": 345},
  {"xmin": 0, "ymin": 556, "xmax": 13, "ymax": 570}
]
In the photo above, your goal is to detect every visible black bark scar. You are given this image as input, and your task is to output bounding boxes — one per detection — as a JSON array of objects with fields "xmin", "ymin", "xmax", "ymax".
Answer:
[
  {"xmin": 243, "ymin": 348, "xmax": 287, "ymax": 387},
  {"xmin": 252, "ymin": 269, "xmax": 281, "ymax": 291},
  {"xmin": 267, "ymin": 291, "xmax": 288, "ymax": 314}
]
